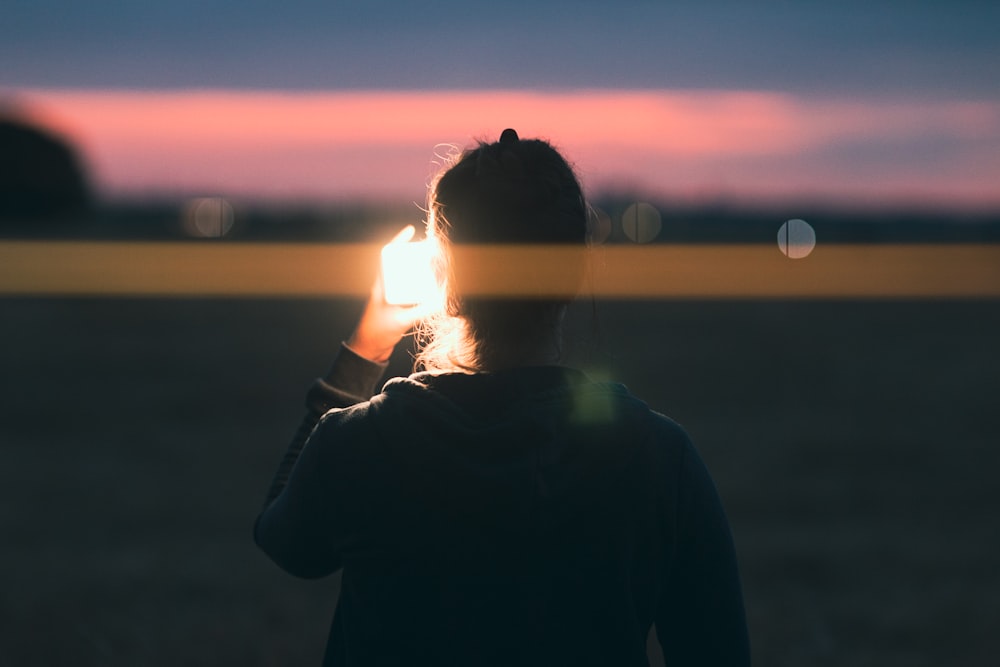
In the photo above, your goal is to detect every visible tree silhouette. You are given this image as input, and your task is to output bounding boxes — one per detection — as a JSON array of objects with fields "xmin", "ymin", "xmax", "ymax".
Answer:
[{"xmin": 0, "ymin": 117, "xmax": 92, "ymax": 222}]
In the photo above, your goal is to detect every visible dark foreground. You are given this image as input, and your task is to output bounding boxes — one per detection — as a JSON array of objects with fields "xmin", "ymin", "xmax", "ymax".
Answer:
[{"xmin": 2, "ymin": 297, "xmax": 998, "ymax": 666}]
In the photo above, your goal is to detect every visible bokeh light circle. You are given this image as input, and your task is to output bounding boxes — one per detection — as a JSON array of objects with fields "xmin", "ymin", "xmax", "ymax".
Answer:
[
  {"xmin": 183, "ymin": 197, "xmax": 235, "ymax": 238},
  {"xmin": 777, "ymin": 218, "xmax": 816, "ymax": 258},
  {"xmin": 621, "ymin": 202, "xmax": 661, "ymax": 244}
]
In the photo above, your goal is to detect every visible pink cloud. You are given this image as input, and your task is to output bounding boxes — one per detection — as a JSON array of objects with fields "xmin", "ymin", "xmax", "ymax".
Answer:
[{"xmin": 9, "ymin": 88, "xmax": 1000, "ymax": 208}]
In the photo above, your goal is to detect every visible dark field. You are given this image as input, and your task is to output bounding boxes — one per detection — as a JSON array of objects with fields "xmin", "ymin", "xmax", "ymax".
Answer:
[{"xmin": 2, "ymin": 296, "xmax": 998, "ymax": 666}]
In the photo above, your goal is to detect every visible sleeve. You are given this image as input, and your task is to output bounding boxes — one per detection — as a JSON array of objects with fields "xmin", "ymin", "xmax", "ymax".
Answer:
[
  {"xmin": 259, "ymin": 343, "xmax": 387, "ymax": 508},
  {"xmin": 655, "ymin": 434, "xmax": 751, "ymax": 666},
  {"xmin": 253, "ymin": 343, "xmax": 388, "ymax": 578}
]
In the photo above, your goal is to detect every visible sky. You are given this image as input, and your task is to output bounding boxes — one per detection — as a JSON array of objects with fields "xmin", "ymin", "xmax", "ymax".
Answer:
[{"xmin": 2, "ymin": 1, "xmax": 1000, "ymax": 208}]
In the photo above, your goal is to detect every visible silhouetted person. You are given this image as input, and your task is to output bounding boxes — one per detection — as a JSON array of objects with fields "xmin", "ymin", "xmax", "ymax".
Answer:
[
  {"xmin": 255, "ymin": 130, "xmax": 750, "ymax": 666},
  {"xmin": 0, "ymin": 117, "xmax": 91, "ymax": 223}
]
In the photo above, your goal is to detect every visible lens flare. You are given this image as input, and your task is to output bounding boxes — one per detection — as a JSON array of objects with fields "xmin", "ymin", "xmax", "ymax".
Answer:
[{"xmin": 3, "ymin": 241, "xmax": 999, "ymax": 298}]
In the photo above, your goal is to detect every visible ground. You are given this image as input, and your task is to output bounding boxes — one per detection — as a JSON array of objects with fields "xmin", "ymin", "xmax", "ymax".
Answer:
[{"xmin": 2, "ymin": 297, "xmax": 998, "ymax": 666}]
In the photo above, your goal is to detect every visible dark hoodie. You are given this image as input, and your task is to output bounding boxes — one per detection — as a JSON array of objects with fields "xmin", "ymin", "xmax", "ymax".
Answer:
[{"xmin": 255, "ymin": 345, "xmax": 750, "ymax": 666}]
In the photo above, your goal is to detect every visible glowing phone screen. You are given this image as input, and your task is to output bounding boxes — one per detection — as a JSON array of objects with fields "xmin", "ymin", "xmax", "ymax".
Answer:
[{"xmin": 381, "ymin": 240, "xmax": 439, "ymax": 306}]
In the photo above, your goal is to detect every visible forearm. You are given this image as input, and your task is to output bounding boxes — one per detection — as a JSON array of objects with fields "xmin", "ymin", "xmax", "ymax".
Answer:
[{"xmin": 260, "ymin": 343, "xmax": 388, "ymax": 507}]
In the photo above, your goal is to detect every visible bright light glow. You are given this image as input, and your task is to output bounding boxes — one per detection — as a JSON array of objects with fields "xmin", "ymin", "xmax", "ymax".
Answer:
[
  {"xmin": 2, "ymin": 242, "xmax": 1000, "ymax": 298},
  {"xmin": 381, "ymin": 239, "xmax": 441, "ymax": 306}
]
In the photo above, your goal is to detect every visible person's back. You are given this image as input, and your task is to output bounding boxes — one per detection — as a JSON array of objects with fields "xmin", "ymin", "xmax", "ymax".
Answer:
[{"xmin": 255, "ymin": 130, "xmax": 750, "ymax": 665}]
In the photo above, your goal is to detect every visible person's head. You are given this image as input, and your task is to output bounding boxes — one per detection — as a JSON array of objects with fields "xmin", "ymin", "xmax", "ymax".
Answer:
[{"xmin": 416, "ymin": 129, "xmax": 588, "ymax": 373}]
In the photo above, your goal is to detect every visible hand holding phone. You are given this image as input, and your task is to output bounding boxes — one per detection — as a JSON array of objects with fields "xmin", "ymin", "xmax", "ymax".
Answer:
[{"xmin": 346, "ymin": 226, "xmax": 443, "ymax": 363}]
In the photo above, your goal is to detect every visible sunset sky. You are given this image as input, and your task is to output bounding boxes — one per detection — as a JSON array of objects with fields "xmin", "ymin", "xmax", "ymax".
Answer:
[{"xmin": 3, "ymin": 1, "xmax": 999, "ymax": 208}]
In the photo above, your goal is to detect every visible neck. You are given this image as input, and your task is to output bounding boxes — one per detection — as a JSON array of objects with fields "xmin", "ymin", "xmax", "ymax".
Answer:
[{"xmin": 475, "ymin": 336, "xmax": 562, "ymax": 372}]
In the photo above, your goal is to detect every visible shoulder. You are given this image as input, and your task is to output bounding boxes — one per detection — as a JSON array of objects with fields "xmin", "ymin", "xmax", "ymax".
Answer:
[
  {"xmin": 597, "ymin": 388, "xmax": 702, "ymax": 483},
  {"xmin": 316, "ymin": 398, "xmax": 376, "ymax": 429},
  {"xmin": 591, "ymin": 381, "xmax": 693, "ymax": 453},
  {"xmin": 305, "ymin": 399, "xmax": 382, "ymax": 465},
  {"xmin": 645, "ymin": 409, "xmax": 696, "ymax": 452},
  {"xmin": 568, "ymin": 380, "xmax": 698, "ymax": 474}
]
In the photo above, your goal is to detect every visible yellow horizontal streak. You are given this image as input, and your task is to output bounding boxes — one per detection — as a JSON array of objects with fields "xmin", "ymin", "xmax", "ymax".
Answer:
[{"xmin": 0, "ymin": 241, "xmax": 998, "ymax": 298}]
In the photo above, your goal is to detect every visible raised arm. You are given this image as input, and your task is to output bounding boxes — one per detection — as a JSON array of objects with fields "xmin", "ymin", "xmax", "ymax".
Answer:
[{"xmin": 254, "ymin": 226, "xmax": 431, "ymax": 575}]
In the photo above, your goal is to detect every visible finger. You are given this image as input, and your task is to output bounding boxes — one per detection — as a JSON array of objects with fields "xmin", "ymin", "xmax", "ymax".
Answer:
[{"xmin": 387, "ymin": 224, "xmax": 416, "ymax": 246}]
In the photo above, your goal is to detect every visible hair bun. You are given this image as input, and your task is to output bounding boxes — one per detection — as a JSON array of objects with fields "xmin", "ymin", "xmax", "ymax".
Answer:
[{"xmin": 498, "ymin": 128, "xmax": 519, "ymax": 145}]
